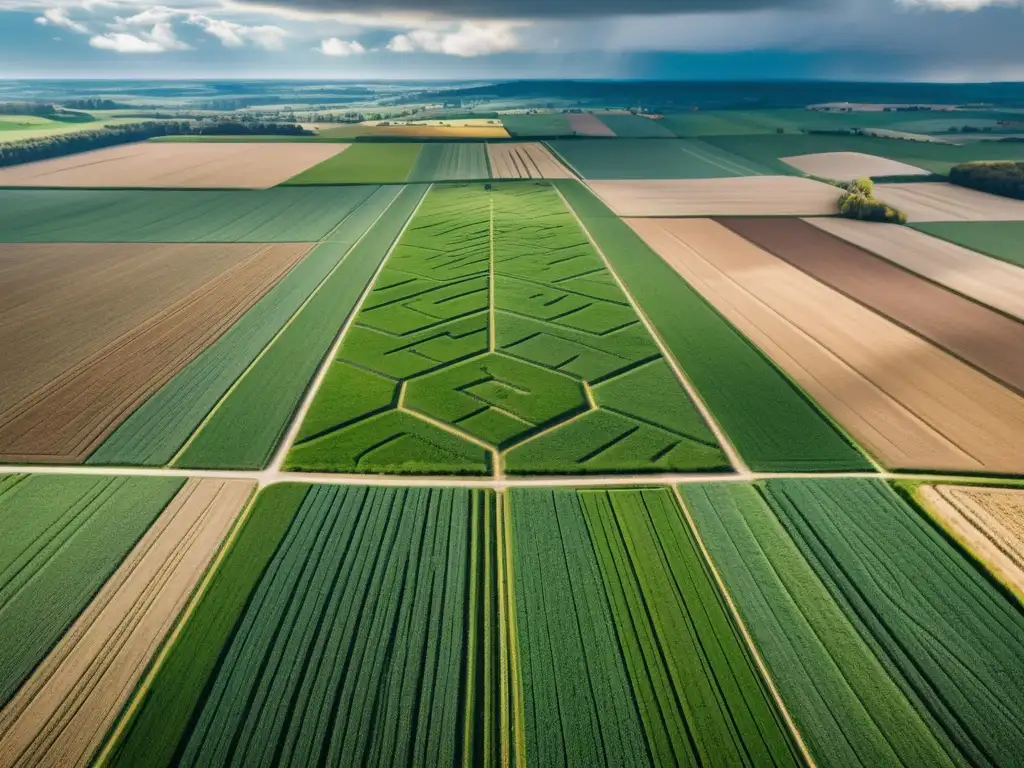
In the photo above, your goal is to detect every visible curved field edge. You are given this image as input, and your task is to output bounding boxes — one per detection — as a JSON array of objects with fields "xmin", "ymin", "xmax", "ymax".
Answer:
[
  {"xmin": 553, "ymin": 179, "xmax": 870, "ymax": 472},
  {"xmin": 174, "ymin": 184, "xmax": 429, "ymax": 470}
]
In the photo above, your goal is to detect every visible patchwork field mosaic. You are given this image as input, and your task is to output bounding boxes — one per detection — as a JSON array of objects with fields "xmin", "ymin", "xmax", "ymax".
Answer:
[{"xmin": 286, "ymin": 182, "xmax": 728, "ymax": 475}]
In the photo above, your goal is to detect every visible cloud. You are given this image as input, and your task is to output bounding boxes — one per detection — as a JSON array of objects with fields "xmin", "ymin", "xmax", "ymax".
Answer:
[
  {"xmin": 239, "ymin": 0, "xmax": 815, "ymax": 20},
  {"xmin": 90, "ymin": 21, "xmax": 190, "ymax": 51},
  {"xmin": 187, "ymin": 13, "xmax": 288, "ymax": 49},
  {"xmin": 319, "ymin": 36, "xmax": 365, "ymax": 55},
  {"xmin": 898, "ymin": 0, "xmax": 1021, "ymax": 8},
  {"xmin": 387, "ymin": 21, "xmax": 523, "ymax": 56},
  {"xmin": 34, "ymin": 7, "xmax": 88, "ymax": 33}
]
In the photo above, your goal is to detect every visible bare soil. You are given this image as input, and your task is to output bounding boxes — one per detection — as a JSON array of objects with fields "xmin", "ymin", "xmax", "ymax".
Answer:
[
  {"xmin": 0, "ymin": 143, "xmax": 348, "ymax": 189},
  {"xmin": 873, "ymin": 182, "xmax": 1024, "ymax": 222},
  {"xmin": 566, "ymin": 114, "xmax": 616, "ymax": 137},
  {"xmin": 0, "ymin": 243, "xmax": 311, "ymax": 462},
  {"xmin": 780, "ymin": 152, "xmax": 929, "ymax": 180},
  {"xmin": 722, "ymin": 217, "xmax": 1024, "ymax": 395},
  {"xmin": 487, "ymin": 143, "xmax": 574, "ymax": 179},
  {"xmin": 0, "ymin": 478, "xmax": 253, "ymax": 767},
  {"xmin": 588, "ymin": 176, "xmax": 840, "ymax": 217},
  {"xmin": 806, "ymin": 217, "xmax": 1024, "ymax": 323},
  {"xmin": 627, "ymin": 217, "xmax": 1024, "ymax": 475}
]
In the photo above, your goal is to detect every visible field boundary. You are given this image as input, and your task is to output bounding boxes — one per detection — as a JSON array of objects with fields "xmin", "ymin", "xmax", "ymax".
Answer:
[{"xmin": 552, "ymin": 183, "xmax": 749, "ymax": 474}]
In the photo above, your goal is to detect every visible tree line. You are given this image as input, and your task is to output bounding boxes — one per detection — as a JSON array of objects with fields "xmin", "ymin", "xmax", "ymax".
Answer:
[
  {"xmin": 949, "ymin": 161, "xmax": 1024, "ymax": 200},
  {"xmin": 0, "ymin": 120, "xmax": 312, "ymax": 168}
]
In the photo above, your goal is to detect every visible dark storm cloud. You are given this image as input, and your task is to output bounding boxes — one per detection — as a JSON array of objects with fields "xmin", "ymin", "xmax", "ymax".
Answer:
[{"xmin": 240, "ymin": 0, "xmax": 819, "ymax": 19}]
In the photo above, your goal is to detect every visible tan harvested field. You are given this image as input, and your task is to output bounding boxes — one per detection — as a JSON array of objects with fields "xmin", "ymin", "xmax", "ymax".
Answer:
[
  {"xmin": 874, "ymin": 182, "xmax": 1024, "ymax": 222},
  {"xmin": 486, "ymin": 142, "xmax": 574, "ymax": 179},
  {"xmin": 807, "ymin": 217, "xmax": 1024, "ymax": 322},
  {"xmin": 0, "ymin": 243, "xmax": 310, "ymax": 462},
  {"xmin": 919, "ymin": 484, "xmax": 1024, "ymax": 602},
  {"xmin": 566, "ymin": 113, "xmax": 616, "ymax": 136},
  {"xmin": 0, "ymin": 478, "xmax": 253, "ymax": 767},
  {"xmin": 724, "ymin": 218, "xmax": 1024, "ymax": 393},
  {"xmin": 779, "ymin": 151, "xmax": 930, "ymax": 180},
  {"xmin": 723, "ymin": 217, "xmax": 1024, "ymax": 395},
  {"xmin": 0, "ymin": 143, "xmax": 348, "ymax": 189},
  {"xmin": 588, "ymin": 176, "xmax": 840, "ymax": 217},
  {"xmin": 627, "ymin": 217, "xmax": 1024, "ymax": 474}
]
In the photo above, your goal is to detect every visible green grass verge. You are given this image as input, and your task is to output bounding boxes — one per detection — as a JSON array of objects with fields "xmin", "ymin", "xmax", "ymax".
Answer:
[
  {"xmin": 0, "ymin": 186, "xmax": 378, "ymax": 242},
  {"xmin": 407, "ymin": 143, "xmax": 490, "ymax": 181},
  {"xmin": 0, "ymin": 474, "xmax": 183, "ymax": 706},
  {"xmin": 284, "ymin": 143, "xmax": 422, "ymax": 184},
  {"xmin": 913, "ymin": 221, "xmax": 1024, "ymax": 269},
  {"xmin": 682, "ymin": 483, "xmax": 961, "ymax": 768},
  {"xmin": 510, "ymin": 487, "xmax": 799, "ymax": 766},
  {"xmin": 174, "ymin": 185, "xmax": 427, "ymax": 470},
  {"xmin": 554, "ymin": 179, "xmax": 869, "ymax": 472},
  {"xmin": 88, "ymin": 188, "xmax": 387, "ymax": 467},
  {"xmin": 547, "ymin": 138, "xmax": 771, "ymax": 179},
  {"xmin": 106, "ymin": 483, "xmax": 306, "ymax": 768},
  {"xmin": 762, "ymin": 478, "xmax": 1024, "ymax": 767}
]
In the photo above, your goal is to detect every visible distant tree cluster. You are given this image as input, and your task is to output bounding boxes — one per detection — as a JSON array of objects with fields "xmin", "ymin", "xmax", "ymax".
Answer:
[
  {"xmin": 0, "ymin": 120, "xmax": 312, "ymax": 167},
  {"xmin": 62, "ymin": 98, "xmax": 129, "ymax": 110},
  {"xmin": 949, "ymin": 161, "xmax": 1024, "ymax": 200},
  {"xmin": 0, "ymin": 101, "xmax": 58, "ymax": 117},
  {"xmin": 837, "ymin": 177, "xmax": 908, "ymax": 224}
]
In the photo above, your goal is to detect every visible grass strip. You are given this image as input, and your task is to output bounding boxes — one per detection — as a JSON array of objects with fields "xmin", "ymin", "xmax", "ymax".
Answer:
[{"xmin": 175, "ymin": 184, "xmax": 428, "ymax": 469}]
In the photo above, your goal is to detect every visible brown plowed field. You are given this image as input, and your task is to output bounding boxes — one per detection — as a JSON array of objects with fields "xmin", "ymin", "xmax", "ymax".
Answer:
[
  {"xmin": 0, "ymin": 243, "xmax": 310, "ymax": 462},
  {"xmin": 0, "ymin": 478, "xmax": 253, "ymax": 767},
  {"xmin": 486, "ymin": 142, "xmax": 574, "ymax": 179},
  {"xmin": 873, "ymin": 182, "xmax": 1024, "ymax": 222},
  {"xmin": 919, "ymin": 484, "xmax": 1024, "ymax": 602},
  {"xmin": 721, "ymin": 217, "xmax": 1024, "ymax": 395},
  {"xmin": 806, "ymin": 217, "xmax": 1024, "ymax": 322},
  {"xmin": 627, "ymin": 217, "xmax": 1024, "ymax": 474},
  {"xmin": 588, "ymin": 176, "xmax": 840, "ymax": 216},
  {"xmin": 0, "ymin": 143, "xmax": 348, "ymax": 189},
  {"xmin": 566, "ymin": 113, "xmax": 616, "ymax": 137}
]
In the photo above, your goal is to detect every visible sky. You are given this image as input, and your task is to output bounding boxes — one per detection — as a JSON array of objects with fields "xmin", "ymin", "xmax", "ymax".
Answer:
[{"xmin": 1, "ymin": 0, "xmax": 1023, "ymax": 81}]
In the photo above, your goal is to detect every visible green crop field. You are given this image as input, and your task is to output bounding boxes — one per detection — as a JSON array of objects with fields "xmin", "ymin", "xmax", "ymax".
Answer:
[
  {"xmin": 408, "ymin": 143, "xmax": 490, "ymax": 181},
  {"xmin": 555, "ymin": 179, "xmax": 869, "ymax": 472},
  {"xmin": 509, "ymin": 487, "xmax": 800, "ymax": 766},
  {"xmin": 595, "ymin": 114, "xmax": 676, "ymax": 137},
  {"xmin": 682, "ymin": 483, "xmax": 962, "ymax": 767},
  {"xmin": 87, "ymin": 187, "xmax": 397, "ymax": 467},
  {"xmin": 762, "ymin": 478, "xmax": 1024, "ymax": 766},
  {"xmin": 284, "ymin": 143, "xmax": 422, "ymax": 184},
  {"xmin": 0, "ymin": 474, "xmax": 182, "ymax": 706},
  {"xmin": 286, "ymin": 181, "xmax": 728, "ymax": 475},
  {"xmin": 547, "ymin": 138, "xmax": 771, "ymax": 178},
  {"xmin": 914, "ymin": 221, "xmax": 1024, "ymax": 268},
  {"xmin": 501, "ymin": 114, "xmax": 574, "ymax": 138},
  {"xmin": 107, "ymin": 483, "xmax": 511, "ymax": 767},
  {"xmin": 0, "ymin": 186, "xmax": 378, "ymax": 242},
  {"xmin": 174, "ymin": 185, "xmax": 427, "ymax": 470}
]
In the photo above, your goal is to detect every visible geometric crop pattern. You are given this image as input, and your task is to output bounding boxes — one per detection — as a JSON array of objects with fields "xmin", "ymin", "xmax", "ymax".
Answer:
[{"xmin": 287, "ymin": 182, "xmax": 728, "ymax": 476}]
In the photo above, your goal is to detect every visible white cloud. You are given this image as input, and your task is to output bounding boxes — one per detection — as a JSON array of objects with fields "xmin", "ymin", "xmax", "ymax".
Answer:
[
  {"xmin": 187, "ymin": 13, "xmax": 288, "ymax": 49},
  {"xmin": 386, "ymin": 21, "xmax": 523, "ymax": 56},
  {"xmin": 34, "ymin": 7, "xmax": 88, "ymax": 33},
  {"xmin": 90, "ymin": 21, "xmax": 190, "ymax": 52},
  {"xmin": 897, "ymin": 0, "xmax": 1021, "ymax": 8},
  {"xmin": 319, "ymin": 37, "xmax": 365, "ymax": 55}
]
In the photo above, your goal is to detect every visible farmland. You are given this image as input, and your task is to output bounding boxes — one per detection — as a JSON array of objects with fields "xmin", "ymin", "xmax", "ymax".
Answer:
[
  {"xmin": 284, "ymin": 143, "xmax": 421, "ymax": 184},
  {"xmin": 0, "ymin": 185, "xmax": 378, "ymax": 242},
  {"xmin": 548, "ymin": 137, "xmax": 771, "ymax": 179},
  {"xmin": 6, "ymin": 86, "xmax": 1024, "ymax": 766},
  {"xmin": 509, "ymin": 487, "xmax": 800, "ymax": 766},
  {"xmin": 287, "ymin": 181, "xmax": 727, "ymax": 476},
  {"xmin": 0, "ymin": 143, "xmax": 347, "ymax": 188},
  {"xmin": 630, "ymin": 216, "xmax": 1024, "ymax": 474},
  {"xmin": 588, "ymin": 176, "xmax": 840, "ymax": 216},
  {"xmin": 408, "ymin": 143, "xmax": 490, "ymax": 181}
]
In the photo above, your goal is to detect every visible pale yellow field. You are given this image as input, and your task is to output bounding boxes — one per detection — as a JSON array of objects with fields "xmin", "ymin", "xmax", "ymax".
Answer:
[
  {"xmin": 363, "ymin": 118, "xmax": 501, "ymax": 127},
  {"xmin": 0, "ymin": 142, "xmax": 348, "ymax": 188},
  {"xmin": 780, "ymin": 151, "xmax": 930, "ymax": 180},
  {"xmin": 919, "ymin": 484, "xmax": 1024, "ymax": 602},
  {"xmin": 590, "ymin": 176, "xmax": 840, "ymax": 216},
  {"xmin": 487, "ymin": 142, "xmax": 574, "ymax": 179},
  {"xmin": 874, "ymin": 182, "xmax": 1024, "ymax": 221},
  {"xmin": 357, "ymin": 123, "xmax": 509, "ymax": 138}
]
